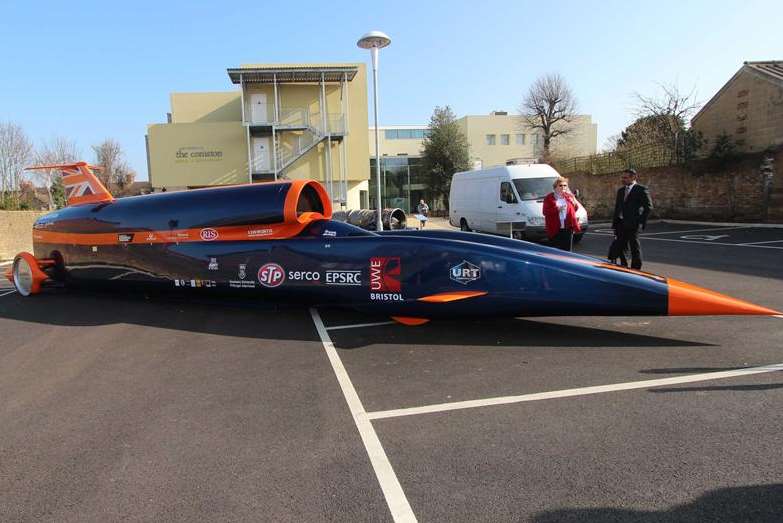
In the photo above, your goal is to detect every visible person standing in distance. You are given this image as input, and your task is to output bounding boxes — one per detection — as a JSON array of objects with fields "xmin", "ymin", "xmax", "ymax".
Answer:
[
  {"xmin": 416, "ymin": 199, "xmax": 429, "ymax": 229},
  {"xmin": 543, "ymin": 176, "xmax": 582, "ymax": 251},
  {"xmin": 612, "ymin": 169, "xmax": 653, "ymax": 270}
]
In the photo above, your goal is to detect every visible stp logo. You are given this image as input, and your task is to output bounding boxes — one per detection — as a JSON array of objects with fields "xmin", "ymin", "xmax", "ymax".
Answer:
[
  {"xmin": 200, "ymin": 228, "xmax": 219, "ymax": 241},
  {"xmin": 369, "ymin": 257, "xmax": 401, "ymax": 292},
  {"xmin": 258, "ymin": 263, "xmax": 285, "ymax": 288}
]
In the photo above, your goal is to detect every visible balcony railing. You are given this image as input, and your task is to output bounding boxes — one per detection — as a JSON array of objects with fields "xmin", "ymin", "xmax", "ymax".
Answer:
[{"xmin": 246, "ymin": 106, "xmax": 346, "ymax": 135}]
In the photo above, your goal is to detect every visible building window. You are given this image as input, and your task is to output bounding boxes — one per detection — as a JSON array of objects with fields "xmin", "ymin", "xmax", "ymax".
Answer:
[
  {"xmin": 533, "ymin": 134, "xmax": 540, "ymax": 145},
  {"xmin": 384, "ymin": 128, "xmax": 429, "ymax": 140},
  {"xmin": 500, "ymin": 134, "xmax": 510, "ymax": 145},
  {"xmin": 486, "ymin": 134, "xmax": 496, "ymax": 145},
  {"xmin": 516, "ymin": 133, "xmax": 525, "ymax": 145}
]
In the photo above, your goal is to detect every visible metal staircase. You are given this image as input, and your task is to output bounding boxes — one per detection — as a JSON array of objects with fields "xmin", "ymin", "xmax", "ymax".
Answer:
[
  {"xmin": 249, "ymin": 107, "xmax": 345, "ymax": 183},
  {"xmin": 274, "ymin": 125, "xmax": 328, "ymax": 175}
]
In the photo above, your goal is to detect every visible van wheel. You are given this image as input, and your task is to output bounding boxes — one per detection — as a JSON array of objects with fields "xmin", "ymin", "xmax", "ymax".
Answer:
[
  {"xmin": 573, "ymin": 233, "xmax": 583, "ymax": 244},
  {"xmin": 460, "ymin": 219, "xmax": 471, "ymax": 232}
]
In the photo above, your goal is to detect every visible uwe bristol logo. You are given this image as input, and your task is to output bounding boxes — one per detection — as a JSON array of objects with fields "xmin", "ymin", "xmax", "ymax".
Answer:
[
  {"xmin": 258, "ymin": 263, "xmax": 285, "ymax": 288},
  {"xmin": 369, "ymin": 257, "xmax": 401, "ymax": 292},
  {"xmin": 450, "ymin": 260, "xmax": 481, "ymax": 285}
]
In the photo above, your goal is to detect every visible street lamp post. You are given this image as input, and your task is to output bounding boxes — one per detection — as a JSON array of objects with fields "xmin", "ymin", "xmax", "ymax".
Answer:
[{"xmin": 357, "ymin": 30, "xmax": 391, "ymax": 231}]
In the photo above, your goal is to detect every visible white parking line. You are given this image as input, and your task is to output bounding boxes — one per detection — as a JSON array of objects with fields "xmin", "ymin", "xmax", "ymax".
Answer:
[
  {"xmin": 738, "ymin": 239, "xmax": 783, "ymax": 246},
  {"xmin": 326, "ymin": 321, "xmax": 396, "ymax": 331},
  {"xmin": 584, "ymin": 233, "xmax": 783, "ymax": 250},
  {"xmin": 367, "ymin": 362, "xmax": 783, "ymax": 420},
  {"xmin": 310, "ymin": 309, "xmax": 416, "ymax": 522},
  {"xmin": 639, "ymin": 226, "xmax": 752, "ymax": 236}
]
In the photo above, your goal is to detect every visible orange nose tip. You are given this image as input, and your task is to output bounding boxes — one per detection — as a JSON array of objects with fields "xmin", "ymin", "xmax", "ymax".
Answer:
[{"xmin": 667, "ymin": 278, "xmax": 781, "ymax": 316}]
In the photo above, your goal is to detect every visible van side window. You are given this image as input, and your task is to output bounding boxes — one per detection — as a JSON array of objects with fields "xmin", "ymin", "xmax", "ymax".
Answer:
[{"xmin": 500, "ymin": 181, "xmax": 518, "ymax": 204}]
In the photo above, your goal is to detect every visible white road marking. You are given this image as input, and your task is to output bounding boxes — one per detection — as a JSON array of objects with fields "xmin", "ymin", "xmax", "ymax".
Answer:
[
  {"xmin": 326, "ymin": 321, "xmax": 397, "ymax": 331},
  {"xmin": 738, "ymin": 239, "xmax": 783, "ymax": 246},
  {"xmin": 0, "ymin": 261, "xmax": 12, "ymax": 267},
  {"xmin": 310, "ymin": 309, "xmax": 416, "ymax": 522},
  {"xmin": 583, "ymin": 233, "xmax": 783, "ymax": 250},
  {"xmin": 367, "ymin": 363, "xmax": 783, "ymax": 420},
  {"xmin": 640, "ymin": 226, "xmax": 751, "ymax": 236},
  {"xmin": 0, "ymin": 289, "xmax": 17, "ymax": 298}
]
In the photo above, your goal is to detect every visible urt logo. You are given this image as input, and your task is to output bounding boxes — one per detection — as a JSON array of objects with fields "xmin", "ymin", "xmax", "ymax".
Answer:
[{"xmin": 450, "ymin": 260, "xmax": 481, "ymax": 285}]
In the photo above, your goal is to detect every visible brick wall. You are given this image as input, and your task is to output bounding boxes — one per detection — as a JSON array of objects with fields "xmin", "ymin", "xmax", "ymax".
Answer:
[
  {"xmin": 567, "ymin": 151, "xmax": 779, "ymax": 222},
  {"xmin": 0, "ymin": 211, "xmax": 45, "ymax": 260}
]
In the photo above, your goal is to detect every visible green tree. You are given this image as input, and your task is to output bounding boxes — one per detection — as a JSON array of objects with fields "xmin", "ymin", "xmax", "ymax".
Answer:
[
  {"xmin": 422, "ymin": 106, "xmax": 470, "ymax": 209},
  {"xmin": 50, "ymin": 175, "xmax": 67, "ymax": 209}
]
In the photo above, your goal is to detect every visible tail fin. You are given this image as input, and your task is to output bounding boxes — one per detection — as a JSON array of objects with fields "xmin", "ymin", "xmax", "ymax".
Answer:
[{"xmin": 25, "ymin": 162, "xmax": 114, "ymax": 206}]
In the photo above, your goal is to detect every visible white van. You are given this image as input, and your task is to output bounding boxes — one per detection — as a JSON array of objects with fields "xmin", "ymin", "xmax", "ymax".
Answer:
[{"xmin": 448, "ymin": 164, "xmax": 588, "ymax": 241}]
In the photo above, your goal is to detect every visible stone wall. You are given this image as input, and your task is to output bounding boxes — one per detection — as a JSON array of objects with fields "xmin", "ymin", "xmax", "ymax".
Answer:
[
  {"xmin": 0, "ymin": 211, "xmax": 45, "ymax": 260},
  {"xmin": 567, "ymin": 150, "xmax": 781, "ymax": 222}
]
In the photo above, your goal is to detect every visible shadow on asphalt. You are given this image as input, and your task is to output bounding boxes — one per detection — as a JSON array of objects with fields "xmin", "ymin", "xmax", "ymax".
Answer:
[
  {"xmin": 649, "ymin": 383, "xmax": 783, "ymax": 393},
  {"xmin": 328, "ymin": 317, "xmax": 714, "ymax": 350},
  {"xmin": 532, "ymin": 483, "xmax": 783, "ymax": 522},
  {"xmin": 0, "ymin": 288, "xmax": 715, "ymax": 349}
]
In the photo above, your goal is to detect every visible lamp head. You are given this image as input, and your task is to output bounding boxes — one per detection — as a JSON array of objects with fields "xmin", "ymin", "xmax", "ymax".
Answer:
[{"xmin": 357, "ymin": 30, "xmax": 391, "ymax": 49}]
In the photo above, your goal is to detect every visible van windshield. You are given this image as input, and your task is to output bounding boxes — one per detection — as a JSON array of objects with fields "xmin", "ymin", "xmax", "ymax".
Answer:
[{"xmin": 512, "ymin": 177, "xmax": 555, "ymax": 200}]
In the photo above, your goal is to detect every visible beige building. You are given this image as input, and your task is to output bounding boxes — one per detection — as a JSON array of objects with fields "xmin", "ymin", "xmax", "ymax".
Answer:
[
  {"xmin": 370, "ymin": 112, "xmax": 597, "ymax": 167},
  {"xmin": 691, "ymin": 61, "xmax": 783, "ymax": 153},
  {"xmin": 147, "ymin": 63, "xmax": 370, "ymax": 208}
]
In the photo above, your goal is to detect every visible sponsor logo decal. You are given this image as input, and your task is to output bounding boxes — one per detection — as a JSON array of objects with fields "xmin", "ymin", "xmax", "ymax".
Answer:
[
  {"xmin": 175, "ymin": 279, "xmax": 216, "ymax": 288},
  {"xmin": 258, "ymin": 263, "xmax": 285, "ymax": 288},
  {"xmin": 370, "ymin": 257, "xmax": 401, "ymax": 292},
  {"xmin": 288, "ymin": 270, "xmax": 320, "ymax": 282},
  {"xmin": 325, "ymin": 270, "xmax": 361, "ymax": 286},
  {"xmin": 238, "ymin": 264, "xmax": 247, "ymax": 280},
  {"xmin": 450, "ymin": 260, "xmax": 481, "ymax": 285},
  {"xmin": 369, "ymin": 293, "xmax": 404, "ymax": 301},
  {"xmin": 229, "ymin": 280, "xmax": 257, "ymax": 289},
  {"xmin": 118, "ymin": 233, "xmax": 134, "ymax": 243},
  {"xmin": 248, "ymin": 228, "xmax": 273, "ymax": 238},
  {"xmin": 200, "ymin": 228, "xmax": 219, "ymax": 241},
  {"xmin": 322, "ymin": 229, "xmax": 337, "ymax": 237},
  {"xmin": 208, "ymin": 258, "xmax": 219, "ymax": 271},
  {"xmin": 145, "ymin": 232, "xmax": 156, "ymax": 242}
]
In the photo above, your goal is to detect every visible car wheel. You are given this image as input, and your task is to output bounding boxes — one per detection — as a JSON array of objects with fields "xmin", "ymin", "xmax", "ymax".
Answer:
[{"xmin": 460, "ymin": 218, "xmax": 471, "ymax": 232}]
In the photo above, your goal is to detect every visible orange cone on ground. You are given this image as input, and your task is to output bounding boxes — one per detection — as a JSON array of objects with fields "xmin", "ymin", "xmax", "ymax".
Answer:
[{"xmin": 667, "ymin": 278, "xmax": 781, "ymax": 316}]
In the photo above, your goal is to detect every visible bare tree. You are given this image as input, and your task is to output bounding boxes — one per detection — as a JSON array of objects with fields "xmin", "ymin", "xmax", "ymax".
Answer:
[
  {"xmin": 92, "ymin": 138, "xmax": 135, "ymax": 193},
  {"xmin": 0, "ymin": 121, "xmax": 34, "ymax": 209},
  {"xmin": 631, "ymin": 83, "xmax": 701, "ymax": 149},
  {"xmin": 35, "ymin": 136, "xmax": 80, "ymax": 209},
  {"xmin": 519, "ymin": 73, "xmax": 578, "ymax": 160}
]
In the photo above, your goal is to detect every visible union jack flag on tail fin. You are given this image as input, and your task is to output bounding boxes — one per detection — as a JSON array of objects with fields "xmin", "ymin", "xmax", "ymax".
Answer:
[{"xmin": 25, "ymin": 162, "xmax": 114, "ymax": 206}]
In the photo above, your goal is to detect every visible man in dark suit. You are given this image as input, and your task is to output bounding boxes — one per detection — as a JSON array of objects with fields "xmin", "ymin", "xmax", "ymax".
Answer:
[{"xmin": 612, "ymin": 169, "xmax": 653, "ymax": 270}]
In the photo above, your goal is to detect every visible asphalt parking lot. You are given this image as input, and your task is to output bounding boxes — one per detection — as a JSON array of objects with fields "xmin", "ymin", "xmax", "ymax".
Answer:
[{"xmin": 1, "ymin": 221, "xmax": 782, "ymax": 522}]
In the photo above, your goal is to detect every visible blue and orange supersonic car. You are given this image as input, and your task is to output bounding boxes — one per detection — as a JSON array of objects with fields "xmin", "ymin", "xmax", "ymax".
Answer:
[{"xmin": 6, "ymin": 162, "xmax": 779, "ymax": 325}]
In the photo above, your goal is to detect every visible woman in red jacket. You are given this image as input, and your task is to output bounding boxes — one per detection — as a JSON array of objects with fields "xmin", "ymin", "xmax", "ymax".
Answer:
[{"xmin": 542, "ymin": 176, "xmax": 582, "ymax": 251}]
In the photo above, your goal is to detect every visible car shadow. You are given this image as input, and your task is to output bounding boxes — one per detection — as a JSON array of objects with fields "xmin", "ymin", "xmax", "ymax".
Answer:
[
  {"xmin": 325, "ymin": 315, "xmax": 714, "ymax": 350},
  {"xmin": 0, "ymin": 289, "xmax": 715, "ymax": 350},
  {"xmin": 532, "ymin": 483, "xmax": 783, "ymax": 522}
]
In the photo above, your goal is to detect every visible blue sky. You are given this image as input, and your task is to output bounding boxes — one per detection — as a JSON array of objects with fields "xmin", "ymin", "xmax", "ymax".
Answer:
[{"xmin": 0, "ymin": 0, "xmax": 780, "ymax": 180}]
